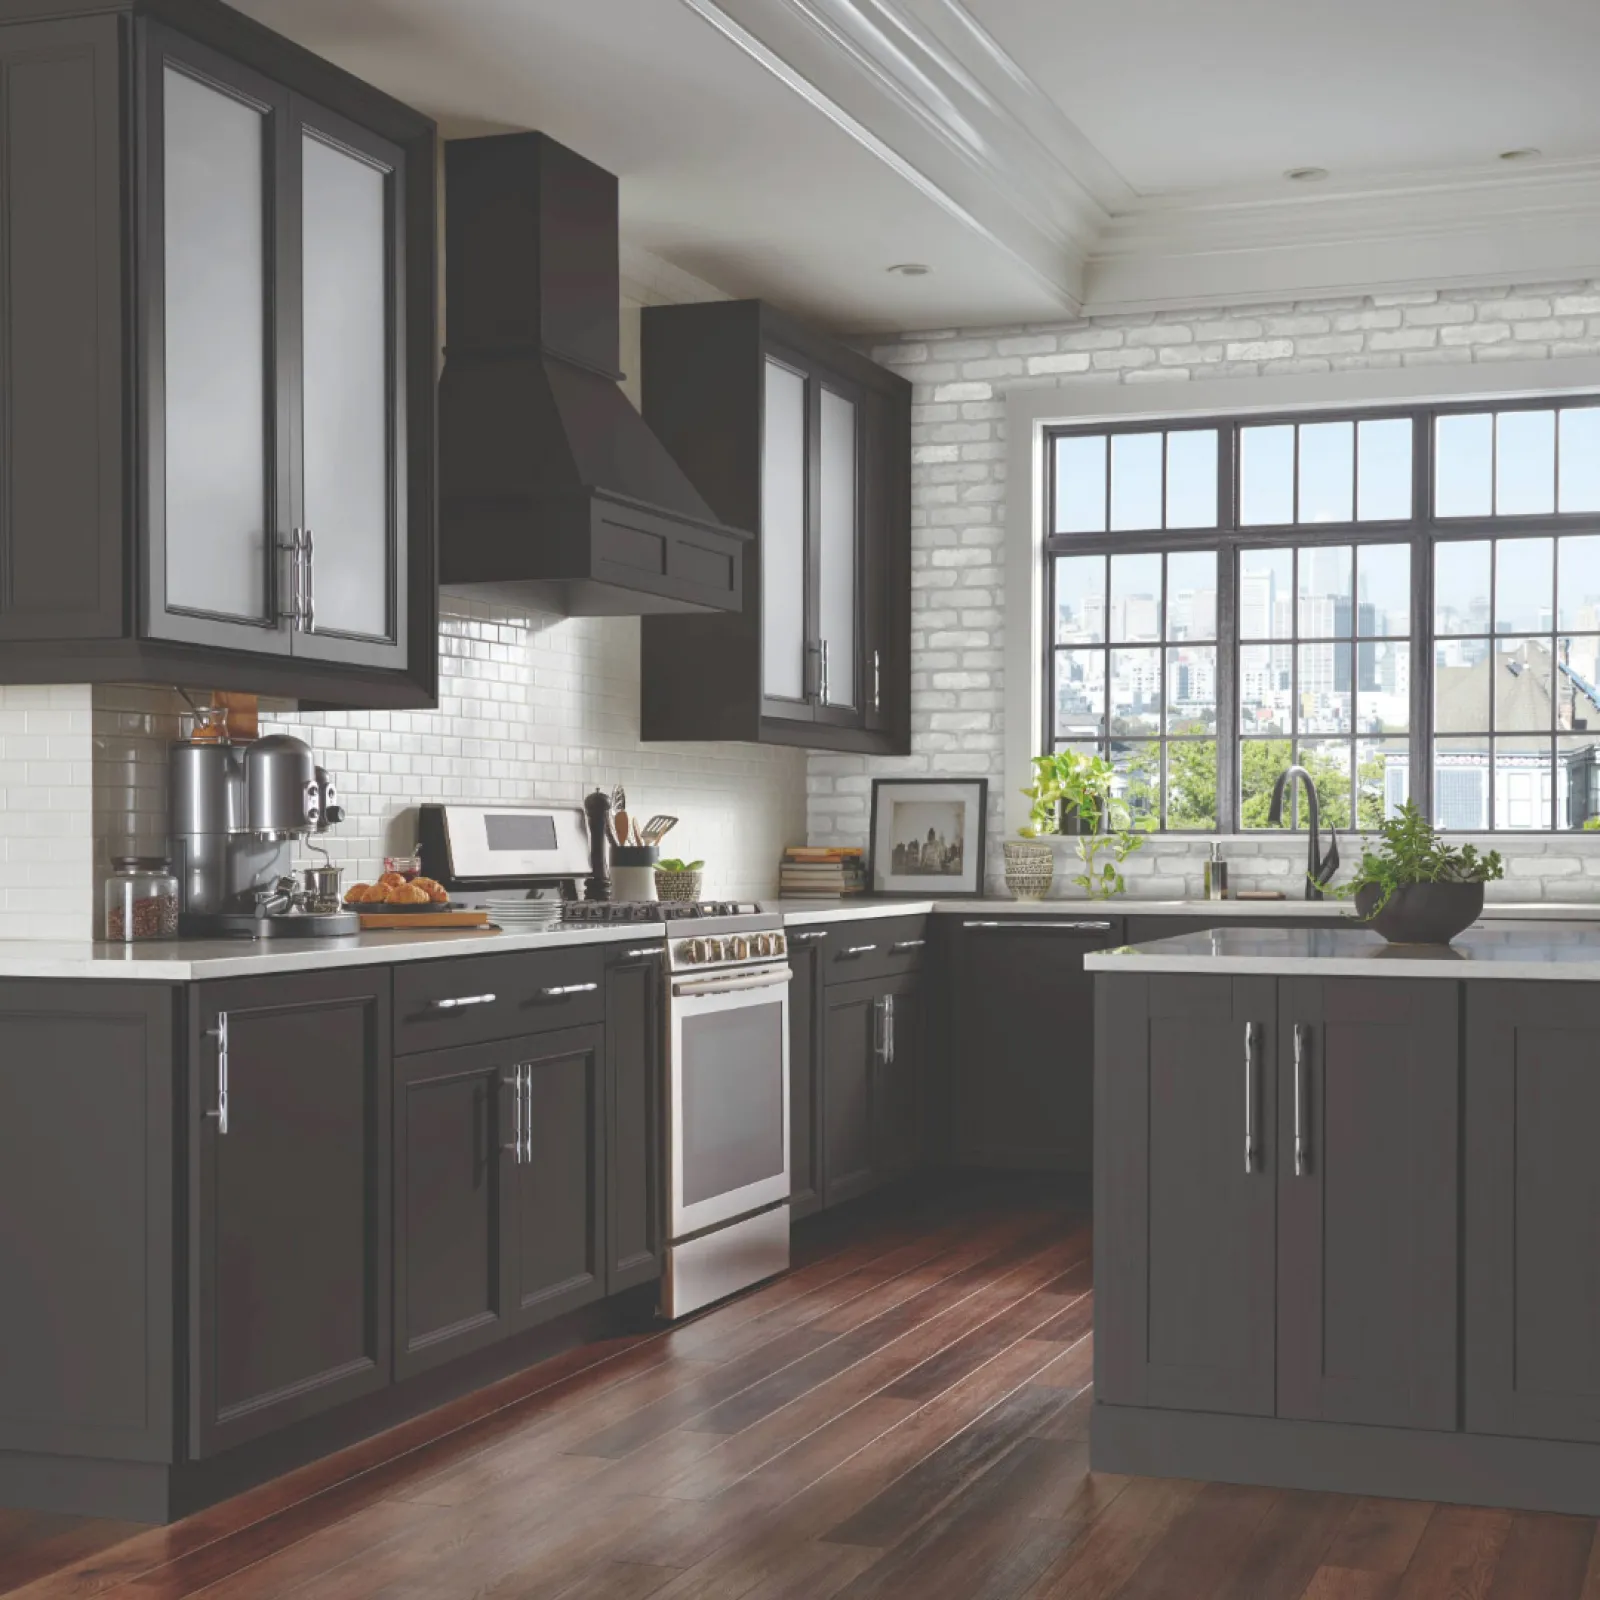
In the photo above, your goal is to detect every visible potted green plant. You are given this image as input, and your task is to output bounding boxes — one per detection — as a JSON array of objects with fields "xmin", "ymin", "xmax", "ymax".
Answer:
[
  {"xmin": 654, "ymin": 857, "xmax": 705, "ymax": 902},
  {"xmin": 1012, "ymin": 751, "xmax": 1145, "ymax": 902},
  {"xmin": 1339, "ymin": 800, "xmax": 1503, "ymax": 944}
]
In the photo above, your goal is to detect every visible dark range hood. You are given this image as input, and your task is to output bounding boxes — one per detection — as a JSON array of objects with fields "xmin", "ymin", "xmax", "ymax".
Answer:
[{"xmin": 440, "ymin": 133, "xmax": 750, "ymax": 616}]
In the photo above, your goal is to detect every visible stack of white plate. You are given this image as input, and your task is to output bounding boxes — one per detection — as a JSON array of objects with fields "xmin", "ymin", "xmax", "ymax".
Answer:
[{"xmin": 484, "ymin": 896, "xmax": 565, "ymax": 931}]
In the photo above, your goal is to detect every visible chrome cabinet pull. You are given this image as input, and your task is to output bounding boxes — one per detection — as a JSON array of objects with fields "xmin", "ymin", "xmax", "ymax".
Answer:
[
  {"xmin": 872, "ymin": 647, "xmax": 881, "ymax": 713},
  {"xmin": 1244, "ymin": 1021, "xmax": 1258, "ymax": 1175},
  {"xmin": 885, "ymin": 993, "xmax": 896, "ymax": 1064},
  {"xmin": 874, "ymin": 996, "xmax": 888, "ymax": 1063},
  {"xmin": 962, "ymin": 920, "xmax": 1114, "ymax": 932},
  {"xmin": 789, "ymin": 930, "xmax": 829, "ymax": 943},
  {"xmin": 521, "ymin": 1066, "xmax": 532, "ymax": 1164},
  {"xmin": 840, "ymin": 944, "xmax": 879, "ymax": 957},
  {"xmin": 279, "ymin": 529, "xmax": 305, "ymax": 628},
  {"xmin": 891, "ymin": 939, "xmax": 926, "ymax": 952},
  {"xmin": 538, "ymin": 982, "xmax": 599, "ymax": 999},
  {"xmin": 205, "ymin": 1012, "xmax": 230, "ymax": 1136},
  {"xmin": 430, "ymin": 992, "xmax": 497, "ymax": 1011},
  {"xmin": 820, "ymin": 638, "xmax": 831, "ymax": 705},
  {"xmin": 1293, "ymin": 1024, "xmax": 1310, "ymax": 1178},
  {"xmin": 302, "ymin": 527, "xmax": 316, "ymax": 632},
  {"xmin": 502, "ymin": 1067, "xmax": 524, "ymax": 1164},
  {"xmin": 620, "ymin": 946, "xmax": 662, "ymax": 961}
]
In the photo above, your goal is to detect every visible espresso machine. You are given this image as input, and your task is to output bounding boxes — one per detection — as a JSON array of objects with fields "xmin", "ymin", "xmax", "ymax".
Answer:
[{"xmin": 170, "ymin": 731, "xmax": 360, "ymax": 938}]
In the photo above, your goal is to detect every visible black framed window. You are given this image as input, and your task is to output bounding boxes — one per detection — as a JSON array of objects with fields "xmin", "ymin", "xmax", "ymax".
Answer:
[{"xmin": 1043, "ymin": 396, "xmax": 1600, "ymax": 832}]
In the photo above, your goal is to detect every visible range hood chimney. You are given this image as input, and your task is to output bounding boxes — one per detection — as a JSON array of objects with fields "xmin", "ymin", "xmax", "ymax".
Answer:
[{"xmin": 440, "ymin": 133, "xmax": 750, "ymax": 616}]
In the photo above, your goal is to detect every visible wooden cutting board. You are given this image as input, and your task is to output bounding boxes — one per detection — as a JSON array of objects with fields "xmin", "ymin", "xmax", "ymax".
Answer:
[{"xmin": 358, "ymin": 908, "xmax": 491, "ymax": 930}]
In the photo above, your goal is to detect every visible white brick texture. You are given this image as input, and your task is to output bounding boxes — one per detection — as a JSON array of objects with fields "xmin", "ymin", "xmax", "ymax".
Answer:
[{"xmin": 807, "ymin": 281, "xmax": 1600, "ymax": 899}]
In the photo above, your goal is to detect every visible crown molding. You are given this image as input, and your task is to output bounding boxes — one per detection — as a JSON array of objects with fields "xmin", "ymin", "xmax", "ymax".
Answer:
[{"xmin": 678, "ymin": 0, "xmax": 1600, "ymax": 320}]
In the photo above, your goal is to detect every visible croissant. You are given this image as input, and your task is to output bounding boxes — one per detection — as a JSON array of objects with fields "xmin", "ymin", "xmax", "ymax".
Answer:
[
  {"xmin": 378, "ymin": 871, "xmax": 408, "ymax": 889},
  {"xmin": 344, "ymin": 883, "xmax": 376, "ymax": 904},
  {"xmin": 386, "ymin": 882, "xmax": 430, "ymax": 905}
]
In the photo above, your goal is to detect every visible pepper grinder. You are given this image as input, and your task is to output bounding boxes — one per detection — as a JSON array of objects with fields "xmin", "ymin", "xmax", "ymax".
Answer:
[{"xmin": 582, "ymin": 788, "xmax": 614, "ymax": 902}]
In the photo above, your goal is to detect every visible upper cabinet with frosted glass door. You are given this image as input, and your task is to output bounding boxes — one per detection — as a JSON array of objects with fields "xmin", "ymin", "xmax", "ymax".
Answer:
[
  {"xmin": 0, "ymin": 0, "xmax": 436, "ymax": 708},
  {"xmin": 640, "ymin": 301, "xmax": 911, "ymax": 755}
]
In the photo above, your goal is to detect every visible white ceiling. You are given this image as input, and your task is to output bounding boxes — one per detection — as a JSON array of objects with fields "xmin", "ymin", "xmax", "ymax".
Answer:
[{"xmin": 235, "ymin": 0, "xmax": 1600, "ymax": 331}]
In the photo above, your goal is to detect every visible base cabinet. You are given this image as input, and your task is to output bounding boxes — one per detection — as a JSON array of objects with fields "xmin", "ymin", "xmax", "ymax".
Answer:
[
  {"xmin": 605, "ymin": 947, "xmax": 664, "ymax": 1293},
  {"xmin": 1098, "ymin": 972, "xmax": 1459, "ymax": 1432},
  {"xmin": 787, "ymin": 930, "xmax": 828, "ymax": 1220},
  {"xmin": 1466, "ymin": 982, "xmax": 1600, "ymax": 1443},
  {"xmin": 189, "ymin": 970, "xmax": 393, "ymax": 1459}
]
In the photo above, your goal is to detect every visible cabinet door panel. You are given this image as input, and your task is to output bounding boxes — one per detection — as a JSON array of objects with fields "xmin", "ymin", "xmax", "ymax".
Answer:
[
  {"xmin": 788, "ymin": 934, "xmax": 826, "ymax": 1219},
  {"xmin": 816, "ymin": 384, "xmax": 858, "ymax": 713},
  {"xmin": 823, "ymin": 980, "xmax": 877, "ymax": 1206},
  {"xmin": 191, "ymin": 969, "xmax": 391, "ymax": 1458},
  {"xmin": 1277, "ymin": 980, "xmax": 1458, "ymax": 1431},
  {"xmin": 761, "ymin": 356, "xmax": 810, "ymax": 712},
  {"xmin": 150, "ymin": 38, "xmax": 288, "ymax": 651},
  {"xmin": 394, "ymin": 1040, "xmax": 516, "ymax": 1380},
  {"xmin": 1096, "ymin": 974, "xmax": 1277, "ymax": 1416},
  {"xmin": 512, "ymin": 1026, "xmax": 606, "ymax": 1328},
  {"xmin": 1467, "ymin": 983, "xmax": 1600, "ymax": 1442},
  {"xmin": 290, "ymin": 98, "xmax": 407, "ymax": 667},
  {"xmin": 606, "ymin": 951, "xmax": 663, "ymax": 1293}
]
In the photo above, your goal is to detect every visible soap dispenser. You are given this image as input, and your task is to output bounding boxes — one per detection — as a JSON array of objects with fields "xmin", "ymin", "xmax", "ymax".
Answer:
[{"xmin": 1204, "ymin": 840, "xmax": 1229, "ymax": 901}]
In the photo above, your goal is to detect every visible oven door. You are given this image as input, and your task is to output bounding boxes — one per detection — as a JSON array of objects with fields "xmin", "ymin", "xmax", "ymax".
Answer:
[{"xmin": 668, "ymin": 964, "xmax": 791, "ymax": 1239}]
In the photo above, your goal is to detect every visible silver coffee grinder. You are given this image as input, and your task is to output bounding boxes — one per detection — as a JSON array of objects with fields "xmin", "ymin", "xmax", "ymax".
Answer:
[{"xmin": 170, "ymin": 726, "xmax": 360, "ymax": 938}]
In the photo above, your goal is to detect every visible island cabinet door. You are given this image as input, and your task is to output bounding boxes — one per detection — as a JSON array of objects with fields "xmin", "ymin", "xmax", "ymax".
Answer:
[
  {"xmin": 1275, "ymin": 979, "xmax": 1459, "ymax": 1431},
  {"xmin": 1095, "ymin": 973, "xmax": 1278, "ymax": 1416},
  {"xmin": 189, "ymin": 970, "xmax": 392, "ymax": 1459},
  {"xmin": 508, "ymin": 1025, "xmax": 607, "ymax": 1330},
  {"xmin": 1465, "ymin": 982, "xmax": 1600, "ymax": 1443}
]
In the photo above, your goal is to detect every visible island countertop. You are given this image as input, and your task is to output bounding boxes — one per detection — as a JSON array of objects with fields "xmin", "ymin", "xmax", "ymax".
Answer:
[{"xmin": 1084, "ymin": 921, "xmax": 1600, "ymax": 980}]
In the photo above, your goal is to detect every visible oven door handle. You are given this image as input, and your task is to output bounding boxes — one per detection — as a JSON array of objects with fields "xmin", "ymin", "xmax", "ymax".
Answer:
[{"xmin": 672, "ymin": 967, "xmax": 792, "ymax": 998}]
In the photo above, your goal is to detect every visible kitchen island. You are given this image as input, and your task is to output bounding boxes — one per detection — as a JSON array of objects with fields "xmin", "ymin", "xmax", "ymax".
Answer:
[{"xmin": 1085, "ymin": 924, "xmax": 1600, "ymax": 1516}]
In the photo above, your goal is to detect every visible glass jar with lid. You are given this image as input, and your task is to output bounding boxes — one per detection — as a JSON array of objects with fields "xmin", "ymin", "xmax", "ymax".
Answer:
[{"xmin": 104, "ymin": 857, "xmax": 180, "ymax": 942}]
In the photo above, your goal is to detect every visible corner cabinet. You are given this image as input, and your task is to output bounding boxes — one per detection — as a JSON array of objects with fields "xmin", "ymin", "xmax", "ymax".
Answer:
[
  {"xmin": 639, "ymin": 301, "xmax": 911, "ymax": 754},
  {"xmin": 0, "ymin": 0, "xmax": 437, "ymax": 709}
]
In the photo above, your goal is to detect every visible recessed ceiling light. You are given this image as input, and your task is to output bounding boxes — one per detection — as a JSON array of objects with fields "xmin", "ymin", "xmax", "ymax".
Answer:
[
  {"xmin": 1284, "ymin": 166, "xmax": 1329, "ymax": 183},
  {"xmin": 886, "ymin": 262, "xmax": 932, "ymax": 277},
  {"xmin": 1498, "ymin": 147, "xmax": 1542, "ymax": 162}
]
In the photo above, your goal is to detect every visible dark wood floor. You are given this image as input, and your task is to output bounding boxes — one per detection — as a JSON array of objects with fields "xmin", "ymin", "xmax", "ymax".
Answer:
[{"xmin": 5, "ymin": 1178, "xmax": 1600, "ymax": 1599}]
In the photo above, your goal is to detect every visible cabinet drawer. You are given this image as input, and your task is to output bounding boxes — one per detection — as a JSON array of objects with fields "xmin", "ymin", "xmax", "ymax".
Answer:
[
  {"xmin": 393, "ymin": 947, "xmax": 605, "ymax": 1054},
  {"xmin": 818, "ymin": 916, "xmax": 927, "ymax": 985}
]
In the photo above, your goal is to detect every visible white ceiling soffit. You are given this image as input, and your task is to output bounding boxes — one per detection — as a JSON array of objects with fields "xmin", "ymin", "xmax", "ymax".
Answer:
[{"xmin": 685, "ymin": 0, "xmax": 1600, "ymax": 315}]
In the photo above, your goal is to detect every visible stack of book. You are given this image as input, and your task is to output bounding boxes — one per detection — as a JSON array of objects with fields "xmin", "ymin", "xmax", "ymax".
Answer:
[{"xmin": 779, "ymin": 846, "xmax": 866, "ymax": 898}]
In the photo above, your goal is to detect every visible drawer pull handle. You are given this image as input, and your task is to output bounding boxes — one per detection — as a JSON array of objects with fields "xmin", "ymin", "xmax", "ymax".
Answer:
[
  {"xmin": 891, "ymin": 939, "xmax": 926, "ymax": 952},
  {"xmin": 539, "ymin": 982, "xmax": 599, "ymax": 999},
  {"xmin": 620, "ymin": 946, "xmax": 662, "ymax": 961},
  {"xmin": 1293, "ymin": 1023, "xmax": 1311, "ymax": 1178},
  {"xmin": 1244, "ymin": 1021, "xmax": 1259, "ymax": 1175},
  {"xmin": 962, "ymin": 919, "xmax": 1114, "ymax": 931},
  {"xmin": 840, "ymin": 944, "xmax": 879, "ymax": 957},
  {"xmin": 789, "ymin": 930, "xmax": 829, "ymax": 943},
  {"xmin": 430, "ymin": 993, "xmax": 497, "ymax": 1011}
]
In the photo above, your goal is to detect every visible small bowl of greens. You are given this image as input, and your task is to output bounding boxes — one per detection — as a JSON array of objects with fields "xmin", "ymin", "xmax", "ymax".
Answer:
[{"xmin": 1341, "ymin": 801, "xmax": 1503, "ymax": 945}]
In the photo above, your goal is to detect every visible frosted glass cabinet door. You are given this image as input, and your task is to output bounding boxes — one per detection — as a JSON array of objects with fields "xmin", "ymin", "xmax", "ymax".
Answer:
[
  {"xmin": 762, "ymin": 358, "xmax": 809, "ymax": 706},
  {"xmin": 300, "ymin": 127, "xmax": 395, "ymax": 648},
  {"xmin": 817, "ymin": 386, "xmax": 858, "ymax": 710},
  {"xmin": 158, "ymin": 62, "xmax": 280, "ymax": 643}
]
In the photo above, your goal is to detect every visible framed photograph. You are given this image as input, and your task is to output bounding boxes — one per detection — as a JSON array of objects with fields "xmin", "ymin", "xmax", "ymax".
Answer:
[{"xmin": 869, "ymin": 778, "xmax": 988, "ymax": 898}]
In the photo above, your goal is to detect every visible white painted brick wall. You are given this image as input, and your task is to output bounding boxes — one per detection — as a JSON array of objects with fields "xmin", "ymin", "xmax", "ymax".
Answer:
[{"xmin": 808, "ymin": 280, "xmax": 1600, "ymax": 901}]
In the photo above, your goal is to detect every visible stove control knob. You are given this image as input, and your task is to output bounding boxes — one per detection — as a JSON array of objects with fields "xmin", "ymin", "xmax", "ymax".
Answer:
[
  {"xmin": 753, "ymin": 933, "xmax": 772, "ymax": 957},
  {"xmin": 698, "ymin": 937, "xmax": 718, "ymax": 963},
  {"xmin": 730, "ymin": 935, "xmax": 749, "ymax": 960},
  {"xmin": 772, "ymin": 931, "xmax": 787, "ymax": 957},
  {"xmin": 681, "ymin": 938, "xmax": 705, "ymax": 964}
]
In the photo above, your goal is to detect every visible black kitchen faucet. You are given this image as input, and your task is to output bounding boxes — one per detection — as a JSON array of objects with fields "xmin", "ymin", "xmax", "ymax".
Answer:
[{"xmin": 1268, "ymin": 764, "xmax": 1341, "ymax": 900}]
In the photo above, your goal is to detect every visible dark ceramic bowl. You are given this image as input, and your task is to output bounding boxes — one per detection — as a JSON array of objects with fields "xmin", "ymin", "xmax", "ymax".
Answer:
[{"xmin": 1353, "ymin": 880, "xmax": 1485, "ymax": 945}]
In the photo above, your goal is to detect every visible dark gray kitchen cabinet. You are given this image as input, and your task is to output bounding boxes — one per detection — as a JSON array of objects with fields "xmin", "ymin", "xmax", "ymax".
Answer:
[
  {"xmin": 1276, "ymin": 979, "xmax": 1459, "ymax": 1431},
  {"xmin": 639, "ymin": 301, "xmax": 911, "ymax": 755},
  {"xmin": 511, "ymin": 1025, "xmax": 608, "ymax": 1328},
  {"xmin": 786, "ymin": 928, "xmax": 829, "ymax": 1220},
  {"xmin": 951, "ymin": 915, "xmax": 1124, "ymax": 1173},
  {"xmin": 605, "ymin": 944, "xmax": 664, "ymax": 1293},
  {"xmin": 1095, "ymin": 973, "xmax": 1278, "ymax": 1417},
  {"xmin": 0, "ymin": 0, "xmax": 436, "ymax": 708},
  {"xmin": 0, "ymin": 984, "xmax": 176, "ymax": 1466},
  {"xmin": 1466, "ymin": 982, "xmax": 1600, "ymax": 1444},
  {"xmin": 189, "ymin": 968, "xmax": 392, "ymax": 1459},
  {"xmin": 392, "ymin": 1037, "xmax": 517, "ymax": 1380}
]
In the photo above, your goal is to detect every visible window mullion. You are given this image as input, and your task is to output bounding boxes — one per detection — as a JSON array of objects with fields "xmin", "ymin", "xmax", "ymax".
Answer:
[{"xmin": 1217, "ymin": 538, "xmax": 1240, "ymax": 831}]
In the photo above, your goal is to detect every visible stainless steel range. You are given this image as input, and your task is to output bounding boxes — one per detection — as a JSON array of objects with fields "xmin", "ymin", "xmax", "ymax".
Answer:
[{"xmin": 661, "ymin": 909, "xmax": 792, "ymax": 1319}]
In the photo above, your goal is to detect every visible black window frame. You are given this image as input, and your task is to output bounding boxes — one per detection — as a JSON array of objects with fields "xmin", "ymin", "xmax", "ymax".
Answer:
[{"xmin": 1043, "ymin": 393, "xmax": 1600, "ymax": 833}]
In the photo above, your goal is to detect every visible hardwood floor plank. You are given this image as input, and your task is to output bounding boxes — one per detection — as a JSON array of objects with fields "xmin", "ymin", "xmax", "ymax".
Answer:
[
  {"xmin": 1298, "ymin": 1569, "xmax": 1401, "ymax": 1600},
  {"xmin": 0, "ymin": 1515, "xmax": 146, "ymax": 1597},
  {"xmin": 548, "ymin": 1561, "xmax": 684, "ymax": 1600},
  {"xmin": 1102, "ymin": 1480, "xmax": 1283, "ymax": 1600},
  {"xmin": 1209, "ymin": 1490, "xmax": 1353, "ymax": 1600},
  {"xmin": 1021, "ymin": 1475, "xmax": 1204, "ymax": 1600},
  {"xmin": 1323, "ymin": 1497, "xmax": 1438, "ymax": 1575},
  {"xmin": 1391, "ymin": 1506, "xmax": 1512, "ymax": 1600},
  {"xmin": 1483, "ymin": 1511, "xmax": 1595, "ymax": 1600}
]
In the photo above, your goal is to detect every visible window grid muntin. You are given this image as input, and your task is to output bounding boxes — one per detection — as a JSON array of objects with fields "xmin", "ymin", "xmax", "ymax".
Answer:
[{"xmin": 1043, "ymin": 394, "xmax": 1600, "ymax": 833}]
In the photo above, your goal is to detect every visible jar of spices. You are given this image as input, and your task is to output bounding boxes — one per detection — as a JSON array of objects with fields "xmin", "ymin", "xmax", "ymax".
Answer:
[{"xmin": 104, "ymin": 857, "xmax": 180, "ymax": 942}]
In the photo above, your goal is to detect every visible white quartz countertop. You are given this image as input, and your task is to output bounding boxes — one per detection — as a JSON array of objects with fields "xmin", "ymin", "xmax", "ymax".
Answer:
[
  {"xmin": 1085, "ymin": 922, "xmax": 1600, "ymax": 980},
  {"xmin": 9, "ymin": 895, "xmax": 1600, "ymax": 980}
]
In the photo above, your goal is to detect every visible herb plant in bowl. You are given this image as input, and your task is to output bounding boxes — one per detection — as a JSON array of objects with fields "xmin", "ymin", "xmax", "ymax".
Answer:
[{"xmin": 1341, "ymin": 801, "xmax": 1503, "ymax": 945}]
